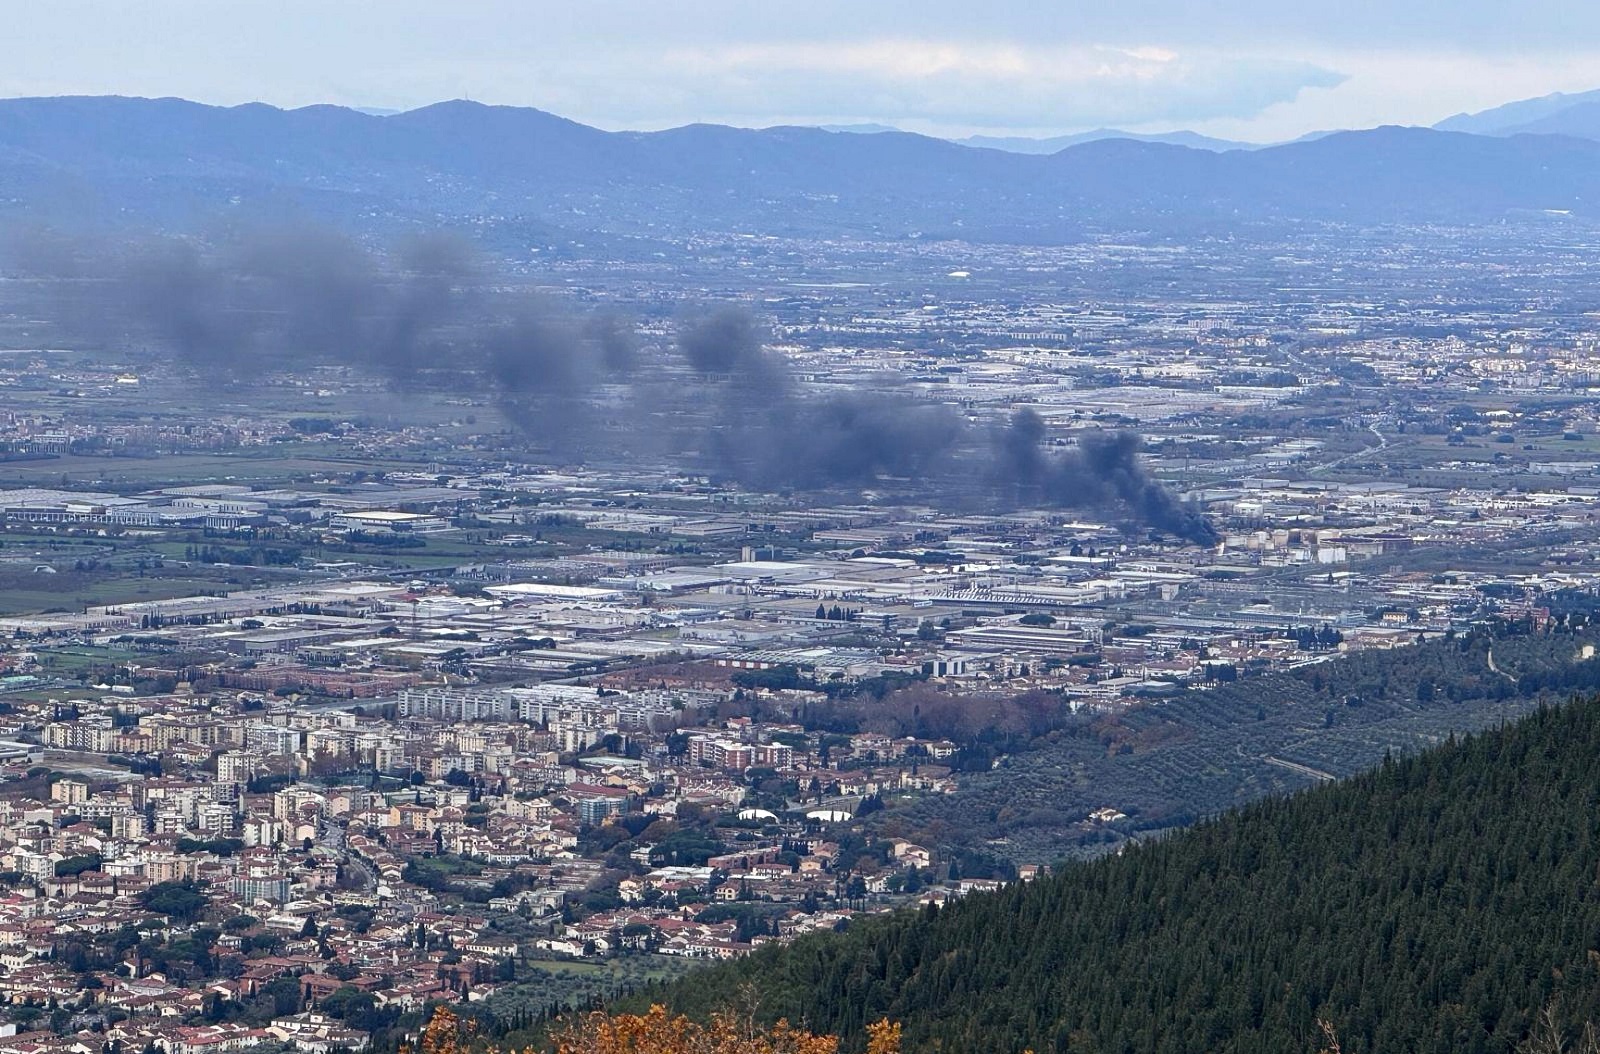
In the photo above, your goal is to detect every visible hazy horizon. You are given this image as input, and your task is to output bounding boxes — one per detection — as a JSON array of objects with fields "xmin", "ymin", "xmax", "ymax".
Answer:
[
  {"xmin": 0, "ymin": 86, "xmax": 1592, "ymax": 148},
  {"xmin": 7, "ymin": 1, "xmax": 1600, "ymax": 143}
]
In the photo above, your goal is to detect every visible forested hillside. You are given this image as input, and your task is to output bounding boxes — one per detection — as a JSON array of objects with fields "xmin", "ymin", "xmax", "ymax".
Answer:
[{"xmin": 645, "ymin": 696, "xmax": 1600, "ymax": 1054}]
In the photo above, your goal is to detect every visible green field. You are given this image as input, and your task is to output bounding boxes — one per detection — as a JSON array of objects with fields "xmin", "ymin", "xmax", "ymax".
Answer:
[
  {"xmin": 0, "ymin": 565, "xmax": 279, "ymax": 615},
  {"xmin": 0, "ymin": 452, "xmax": 435, "ymax": 490},
  {"xmin": 483, "ymin": 956, "xmax": 698, "ymax": 1032},
  {"xmin": 32, "ymin": 644, "xmax": 149, "ymax": 675}
]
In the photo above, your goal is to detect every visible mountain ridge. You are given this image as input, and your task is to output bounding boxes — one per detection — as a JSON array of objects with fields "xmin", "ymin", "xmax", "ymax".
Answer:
[
  {"xmin": 1498, "ymin": 99, "xmax": 1600, "ymax": 139},
  {"xmin": 955, "ymin": 127, "xmax": 1251, "ymax": 153},
  {"xmin": 1435, "ymin": 87, "xmax": 1600, "ymax": 134},
  {"xmin": 4, "ymin": 95, "xmax": 1600, "ymax": 243}
]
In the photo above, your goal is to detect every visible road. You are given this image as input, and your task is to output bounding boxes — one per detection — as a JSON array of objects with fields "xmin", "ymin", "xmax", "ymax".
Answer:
[
  {"xmin": 1310, "ymin": 419, "xmax": 1390, "ymax": 474},
  {"xmin": 1262, "ymin": 756, "xmax": 1336, "ymax": 782},
  {"xmin": 328, "ymin": 823, "xmax": 380, "ymax": 891}
]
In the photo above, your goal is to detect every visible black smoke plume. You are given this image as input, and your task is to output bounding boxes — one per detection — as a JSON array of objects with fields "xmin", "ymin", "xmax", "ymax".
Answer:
[
  {"xmin": 1, "ymin": 227, "xmax": 1216, "ymax": 544},
  {"xmin": 988, "ymin": 410, "xmax": 1217, "ymax": 545}
]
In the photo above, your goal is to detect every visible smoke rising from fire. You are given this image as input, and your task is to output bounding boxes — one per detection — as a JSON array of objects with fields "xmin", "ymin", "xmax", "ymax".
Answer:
[{"xmin": 2, "ymin": 227, "xmax": 1216, "ymax": 544}]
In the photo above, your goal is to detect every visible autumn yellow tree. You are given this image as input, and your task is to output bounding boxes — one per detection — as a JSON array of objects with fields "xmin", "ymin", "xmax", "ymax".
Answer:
[
  {"xmin": 411, "ymin": 1003, "xmax": 902, "ymax": 1054},
  {"xmin": 550, "ymin": 1004, "xmax": 839, "ymax": 1054},
  {"xmin": 415, "ymin": 1006, "xmax": 472, "ymax": 1054}
]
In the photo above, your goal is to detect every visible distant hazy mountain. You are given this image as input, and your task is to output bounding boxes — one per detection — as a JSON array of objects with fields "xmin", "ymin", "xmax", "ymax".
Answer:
[
  {"xmin": 818, "ymin": 123, "xmax": 904, "ymax": 135},
  {"xmin": 821, "ymin": 122, "xmax": 1251, "ymax": 154},
  {"xmin": 1495, "ymin": 100, "xmax": 1600, "ymax": 140},
  {"xmin": 956, "ymin": 128, "xmax": 1251, "ymax": 153},
  {"xmin": 817, "ymin": 123, "xmax": 1249, "ymax": 153},
  {"xmin": 1278, "ymin": 128, "xmax": 1343, "ymax": 145},
  {"xmin": 1435, "ymin": 88, "xmax": 1600, "ymax": 136},
  {"xmin": 1, "ymin": 96, "xmax": 1599, "ymax": 246}
]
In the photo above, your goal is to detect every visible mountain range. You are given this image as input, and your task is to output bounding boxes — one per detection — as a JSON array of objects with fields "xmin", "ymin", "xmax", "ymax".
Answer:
[
  {"xmin": 836, "ymin": 85, "xmax": 1600, "ymax": 154},
  {"xmin": 1434, "ymin": 87, "xmax": 1600, "ymax": 137},
  {"xmin": 826, "ymin": 123, "xmax": 1252, "ymax": 152},
  {"xmin": 4, "ymin": 94, "xmax": 1600, "ymax": 247}
]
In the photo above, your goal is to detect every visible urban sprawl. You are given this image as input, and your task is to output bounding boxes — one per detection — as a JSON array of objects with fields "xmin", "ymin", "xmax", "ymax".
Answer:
[{"xmin": 0, "ymin": 228, "xmax": 1597, "ymax": 1054}]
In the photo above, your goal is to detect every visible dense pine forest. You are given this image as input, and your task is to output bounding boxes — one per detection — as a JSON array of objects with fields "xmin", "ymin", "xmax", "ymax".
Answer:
[{"xmin": 642, "ymin": 695, "xmax": 1600, "ymax": 1054}]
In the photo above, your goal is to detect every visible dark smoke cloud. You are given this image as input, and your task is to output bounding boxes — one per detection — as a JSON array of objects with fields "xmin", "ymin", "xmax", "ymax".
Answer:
[
  {"xmin": 704, "ymin": 390, "xmax": 966, "ymax": 492},
  {"xmin": 5, "ymin": 225, "xmax": 483, "ymax": 379},
  {"xmin": 484, "ymin": 304, "xmax": 625, "ymax": 456},
  {"xmin": 986, "ymin": 410, "xmax": 1217, "ymax": 545},
  {"xmin": 1, "ymin": 227, "xmax": 1217, "ymax": 544},
  {"xmin": 670, "ymin": 308, "xmax": 1214, "ymax": 543},
  {"xmin": 382, "ymin": 233, "xmax": 484, "ymax": 383},
  {"xmin": 670, "ymin": 309, "xmax": 966, "ymax": 491},
  {"xmin": 586, "ymin": 310, "xmax": 640, "ymax": 378},
  {"xmin": 678, "ymin": 308, "xmax": 767, "ymax": 377}
]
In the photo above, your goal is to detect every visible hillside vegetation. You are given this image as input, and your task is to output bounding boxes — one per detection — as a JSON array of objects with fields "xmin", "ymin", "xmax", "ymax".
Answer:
[
  {"xmin": 644, "ymin": 696, "xmax": 1600, "ymax": 1054},
  {"xmin": 876, "ymin": 617, "xmax": 1600, "ymax": 863}
]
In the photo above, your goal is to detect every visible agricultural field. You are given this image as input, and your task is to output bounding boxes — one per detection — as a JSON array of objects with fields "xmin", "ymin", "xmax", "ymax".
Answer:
[{"xmin": 0, "ymin": 561, "xmax": 289, "ymax": 614}]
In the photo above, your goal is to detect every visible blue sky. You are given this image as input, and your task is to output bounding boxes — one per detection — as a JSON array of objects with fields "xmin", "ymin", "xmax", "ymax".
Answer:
[{"xmin": 5, "ymin": 1, "xmax": 1600, "ymax": 141}]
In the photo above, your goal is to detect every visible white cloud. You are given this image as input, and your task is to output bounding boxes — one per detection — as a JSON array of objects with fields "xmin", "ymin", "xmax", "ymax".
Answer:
[
  {"xmin": 1187, "ymin": 49, "xmax": 1600, "ymax": 141},
  {"xmin": 4, "ymin": 2, "xmax": 1599, "ymax": 140},
  {"xmin": 616, "ymin": 41, "xmax": 1347, "ymax": 131}
]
